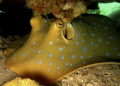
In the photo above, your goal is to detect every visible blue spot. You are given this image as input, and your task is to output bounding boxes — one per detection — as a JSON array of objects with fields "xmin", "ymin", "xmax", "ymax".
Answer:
[
  {"xmin": 95, "ymin": 44, "xmax": 98, "ymax": 47},
  {"xmin": 83, "ymin": 61, "xmax": 87, "ymax": 64},
  {"xmin": 70, "ymin": 49, "xmax": 73, "ymax": 51},
  {"xmin": 31, "ymin": 61, "xmax": 34, "ymax": 63},
  {"xmin": 114, "ymin": 47, "xmax": 117, "ymax": 50},
  {"xmin": 80, "ymin": 56, "xmax": 84, "ymax": 59},
  {"xmin": 83, "ymin": 33, "xmax": 85, "ymax": 36},
  {"xmin": 38, "ymin": 50, "xmax": 42, "ymax": 53},
  {"xmin": 48, "ymin": 69, "xmax": 50, "ymax": 71},
  {"xmin": 33, "ymin": 50, "xmax": 35, "ymax": 52},
  {"xmin": 93, "ymin": 23, "xmax": 96, "ymax": 25},
  {"xmin": 89, "ymin": 56, "xmax": 92, "ymax": 58},
  {"xmin": 39, "ymin": 28, "xmax": 41, "ymax": 30},
  {"xmin": 91, "ymin": 33, "xmax": 95, "ymax": 37},
  {"xmin": 22, "ymin": 54, "xmax": 25, "ymax": 56},
  {"xmin": 117, "ymin": 53, "xmax": 120, "ymax": 56},
  {"xmin": 49, "ymin": 54, "xmax": 52, "ymax": 57},
  {"xmin": 84, "ymin": 19, "xmax": 87, "ymax": 21},
  {"xmin": 70, "ymin": 64, "xmax": 73, "ymax": 66},
  {"xmin": 83, "ymin": 47, "xmax": 87, "ymax": 53},
  {"xmin": 98, "ymin": 38, "xmax": 102, "ymax": 42},
  {"xmin": 61, "ymin": 55, "xmax": 64, "ymax": 60},
  {"xmin": 49, "ymin": 41, "xmax": 52, "ymax": 45},
  {"xmin": 106, "ymin": 41, "xmax": 110, "ymax": 44},
  {"xmin": 104, "ymin": 27, "xmax": 108, "ymax": 30},
  {"xmin": 108, "ymin": 36, "xmax": 114, "ymax": 40},
  {"xmin": 88, "ymin": 26, "xmax": 92, "ymax": 29},
  {"xmin": 27, "ymin": 57, "xmax": 30, "ymax": 59},
  {"xmin": 59, "ymin": 47, "xmax": 63, "ymax": 51},
  {"xmin": 57, "ymin": 39, "xmax": 59, "ymax": 41},
  {"xmin": 92, "ymin": 52, "xmax": 94, "ymax": 55},
  {"xmin": 100, "ymin": 20, "xmax": 105, "ymax": 22},
  {"xmin": 51, "ymin": 18, "xmax": 55, "ymax": 20},
  {"xmin": 97, "ymin": 24, "xmax": 100, "ymax": 27},
  {"xmin": 39, "ymin": 59, "xmax": 42, "ymax": 64},
  {"xmin": 79, "ymin": 22, "xmax": 82, "ymax": 25},
  {"xmin": 94, "ymin": 27, "xmax": 97, "ymax": 29},
  {"xmin": 105, "ymin": 33, "xmax": 108, "ymax": 35},
  {"xmin": 44, "ymin": 20, "xmax": 47, "ymax": 23},
  {"xmin": 82, "ymin": 39, "xmax": 85, "ymax": 42},
  {"xmin": 90, "ymin": 42, "xmax": 94, "ymax": 46},
  {"xmin": 72, "ymin": 23, "xmax": 76, "ymax": 26},
  {"xmin": 49, "ymin": 62, "xmax": 52, "ymax": 66},
  {"xmin": 57, "ymin": 67, "xmax": 60, "ymax": 70},
  {"xmin": 13, "ymin": 57, "xmax": 15, "ymax": 59},
  {"xmin": 76, "ymin": 42, "xmax": 79, "ymax": 46},
  {"xmin": 79, "ymin": 20, "xmax": 82, "ymax": 22},
  {"xmin": 83, "ymin": 47, "xmax": 87, "ymax": 50},
  {"xmin": 46, "ymin": 24, "xmax": 48, "ymax": 27},
  {"xmin": 114, "ymin": 57, "xmax": 117, "ymax": 60},
  {"xmin": 33, "ymin": 42, "xmax": 36, "ymax": 45},
  {"xmin": 66, "ymin": 68, "xmax": 68, "ymax": 70},
  {"xmin": 66, "ymin": 63, "xmax": 69, "ymax": 65},
  {"xmin": 72, "ymin": 55, "xmax": 76, "ymax": 59},
  {"xmin": 41, "ymin": 33, "xmax": 44, "ymax": 36},
  {"xmin": 105, "ymin": 53, "xmax": 110, "ymax": 56},
  {"xmin": 115, "ymin": 36, "xmax": 117, "ymax": 39}
]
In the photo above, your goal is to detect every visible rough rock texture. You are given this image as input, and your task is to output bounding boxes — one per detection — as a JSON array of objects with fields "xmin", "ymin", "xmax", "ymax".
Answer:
[{"xmin": 2, "ymin": 77, "xmax": 40, "ymax": 86}]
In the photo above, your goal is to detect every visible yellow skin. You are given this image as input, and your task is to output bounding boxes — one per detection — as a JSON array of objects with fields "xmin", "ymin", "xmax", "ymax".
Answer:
[{"xmin": 5, "ymin": 14, "xmax": 120, "ymax": 84}]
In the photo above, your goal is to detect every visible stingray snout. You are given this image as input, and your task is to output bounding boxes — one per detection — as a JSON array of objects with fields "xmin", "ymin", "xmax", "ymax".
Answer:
[{"xmin": 54, "ymin": 19, "xmax": 75, "ymax": 40}]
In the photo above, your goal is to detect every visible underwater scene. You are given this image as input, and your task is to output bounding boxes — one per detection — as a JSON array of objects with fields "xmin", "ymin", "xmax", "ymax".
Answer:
[{"xmin": 0, "ymin": 0, "xmax": 120, "ymax": 86}]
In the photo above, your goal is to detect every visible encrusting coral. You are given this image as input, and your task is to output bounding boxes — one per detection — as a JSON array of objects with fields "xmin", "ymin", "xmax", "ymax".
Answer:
[
  {"xmin": 3, "ymin": 77, "xmax": 40, "ymax": 86},
  {"xmin": 26, "ymin": 0, "xmax": 88, "ymax": 22}
]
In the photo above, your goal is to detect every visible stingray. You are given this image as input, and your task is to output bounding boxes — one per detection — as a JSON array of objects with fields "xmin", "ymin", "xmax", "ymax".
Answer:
[{"xmin": 5, "ymin": 14, "xmax": 120, "ymax": 84}]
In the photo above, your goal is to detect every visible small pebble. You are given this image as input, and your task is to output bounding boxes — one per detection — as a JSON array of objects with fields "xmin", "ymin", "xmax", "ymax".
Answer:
[
  {"xmin": 82, "ymin": 70, "xmax": 88, "ymax": 76},
  {"xmin": 100, "ymin": 82, "xmax": 106, "ymax": 86},
  {"xmin": 3, "ymin": 50, "xmax": 7, "ymax": 55},
  {"xmin": 82, "ymin": 82, "xmax": 86, "ymax": 86},
  {"xmin": 86, "ymin": 82, "xmax": 94, "ymax": 86},
  {"xmin": 0, "ymin": 50, "xmax": 3, "ymax": 56},
  {"xmin": 69, "ymin": 77, "xmax": 74, "ymax": 81},
  {"xmin": 0, "ymin": 39, "xmax": 2, "ymax": 43},
  {"xmin": 94, "ymin": 82, "xmax": 99, "ymax": 86},
  {"xmin": 74, "ymin": 83, "xmax": 79, "ymax": 86},
  {"xmin": 62, "ymin": 79, "xmax": 66, "ymax": 82},
  {"xmin": 0, "ymin": 44, "xmax": 2, "ymax": 48},
  {"xmin": 3, "ymin": 44, "xmax": 7, "ymax": 48}
]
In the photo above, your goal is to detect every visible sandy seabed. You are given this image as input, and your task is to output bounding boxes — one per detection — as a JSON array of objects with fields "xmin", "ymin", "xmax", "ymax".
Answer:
[{"xmin": 0, "ymin": 35, "xmax": 120, "ymax": 86}]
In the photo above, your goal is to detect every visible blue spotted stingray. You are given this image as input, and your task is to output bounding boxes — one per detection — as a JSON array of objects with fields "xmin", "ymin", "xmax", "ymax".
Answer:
[{"xmin": 5, "ymin": 14, "xmax": 120, "ymax": 84}]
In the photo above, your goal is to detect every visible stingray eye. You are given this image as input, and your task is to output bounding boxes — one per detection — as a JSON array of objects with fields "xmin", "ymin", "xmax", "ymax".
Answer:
[{"xmin": 56, "ymin": 20, "xmax": 64, "ymax": 28}]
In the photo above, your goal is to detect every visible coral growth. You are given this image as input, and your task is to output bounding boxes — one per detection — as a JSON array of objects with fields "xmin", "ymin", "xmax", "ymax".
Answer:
[
  {"xmin": 3, "ymin": 77, "xmax": 40, "ymax": 86},
  {"xmin": 26, "ymin": 0, "xmax": 87, "ymax": 22}
]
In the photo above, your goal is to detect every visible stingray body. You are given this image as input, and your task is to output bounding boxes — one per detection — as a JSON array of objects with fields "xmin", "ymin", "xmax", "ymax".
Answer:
[{"xmin": 5, "ymin": 14, "xmax": 120, "ymax": 84}]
